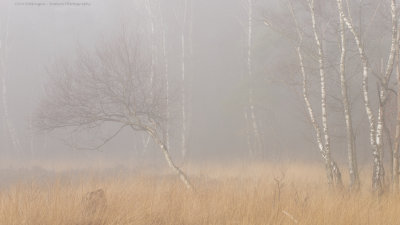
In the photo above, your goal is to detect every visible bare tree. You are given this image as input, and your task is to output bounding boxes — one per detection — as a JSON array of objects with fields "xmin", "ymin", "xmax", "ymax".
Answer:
[{"xmin": 35, "ymin": 34, "xmax": 193, "ymax": 189}]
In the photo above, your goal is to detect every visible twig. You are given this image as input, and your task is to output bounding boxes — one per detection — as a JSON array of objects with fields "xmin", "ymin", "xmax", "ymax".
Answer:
[{"xmin": 282, "ymin": 210, "xmax": 299, "ymax": 224}]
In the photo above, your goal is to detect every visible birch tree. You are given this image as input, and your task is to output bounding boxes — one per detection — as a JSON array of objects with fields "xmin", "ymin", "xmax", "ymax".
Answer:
[
  {"xmin": 308, "ymin": 0, "xmax": 343, "ymax": 187},
  {"xmin": 393, "ymin": 29, "xmax": 400, "ymax": 191},
  {"xmin": 274, "ymin": 1, "xmax": 343, "ymax": 187},
  {"xmin": 36, "ymin": 34, "xmax": 193, "ymax": 189},
  {"xmin": 336, "ymin": 0, "xmax": 360, "ymax": 190},
  {"xmin": 339, "ymin": 0, "xmax": 398, "ymax": 193},
  {"xmin": 161, "ymin": 10, "xmax": 170, "ymax": 150},
  {"xmin": 180, "ymin": 0, "xmax": 190, "ymax": 160},
  {"xmin": 243, "ymin": 0, "xmax": 264, "ymax": 157},
  {"xmin": 264, "ymin": 0, "xmax": 400, "ymax": 192}
]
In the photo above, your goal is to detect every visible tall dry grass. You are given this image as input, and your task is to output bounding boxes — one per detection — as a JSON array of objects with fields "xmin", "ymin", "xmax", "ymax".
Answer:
[{"xmin": 0, "ymin": 163, "xmax": 400, "ymax": 225}]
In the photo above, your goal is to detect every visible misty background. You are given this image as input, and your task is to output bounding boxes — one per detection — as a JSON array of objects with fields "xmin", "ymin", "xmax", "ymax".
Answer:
[{"xmin": 0, "ymin": 0, "xmax": 384, "ymax": 170}]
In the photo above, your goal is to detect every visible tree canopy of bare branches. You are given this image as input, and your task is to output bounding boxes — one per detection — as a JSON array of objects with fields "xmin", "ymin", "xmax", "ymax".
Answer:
[{"xmin": 36, "ymin": 33, "xmax": 193, "ymax": 189}]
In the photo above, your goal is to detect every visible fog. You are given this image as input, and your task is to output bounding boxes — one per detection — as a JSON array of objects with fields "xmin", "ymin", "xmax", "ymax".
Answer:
[{"xmin": 0, "ymin": 0, "xmax": 391, "ymax": 170}]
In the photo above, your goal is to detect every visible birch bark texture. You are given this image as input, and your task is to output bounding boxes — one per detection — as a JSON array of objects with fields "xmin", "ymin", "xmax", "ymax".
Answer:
[
  {"xmin": 339, "ymin": 0, "xmax": 398, "ymax": 193},
  {"xmin": 336, "ymin": 0, "xmax": 359, "ymax": 189},
  {"xmin": 308, "ymin": 0, "xmax": 342, "ymax": 187},
  {"xmin": 288, "ymin": 2, "xmax": 342, "ymax": 187}
]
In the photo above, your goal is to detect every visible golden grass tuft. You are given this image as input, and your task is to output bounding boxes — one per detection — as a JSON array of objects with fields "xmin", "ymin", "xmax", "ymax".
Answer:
[{"xmin": 0, "ymin": 163, "xmax": 400, "ymax": 225}]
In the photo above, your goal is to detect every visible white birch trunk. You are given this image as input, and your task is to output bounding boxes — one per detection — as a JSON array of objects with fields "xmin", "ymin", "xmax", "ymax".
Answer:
[
  {"xmin": 308, "ymin": 0, "xmax": 342, "ymax": 186},
  {"xmin": 376, "ymin": 101, "xmax": 385, "ymax": 189},
  {"xmin": 181, "ymin": 0, "xmax": 188, "ymax": 160},
  {"xmin": 336, "ymin": 0, "xmax": 359, "ymax": 189},
  {"xmin": 341, "ymin": 0, "xmax": 398, "ymax": 192},
  {"xmin": 297, "ymin": 46, "xmax": 333, "ymax": 185},
  {"xmin": 289, "ymin": 3, "xmax": 339, "ymax": 186},
  {"xmin": 243, "ymin": 109, "xmax": 254, "ymax": 156},
  {"xmin": 343, "ymin": 11, "xmax": 381, "ymax": 191},
  {"xmin": 246, "ymin": 0, "xmax": 263, "ymax": 155},
  {"xmin": 144, "ymin": 127, "xmax": 193, "ymax": 190},
  {"xmin": 393, "ymin": 29, "xmax": 400, "ymax": 191},
  {"xmin": 162, "ymin": 19, "xmax": 170, "ymax": 150},
  {"xmin": 380, "ymin": 0, "xmax": 398, "ymax": 190}
]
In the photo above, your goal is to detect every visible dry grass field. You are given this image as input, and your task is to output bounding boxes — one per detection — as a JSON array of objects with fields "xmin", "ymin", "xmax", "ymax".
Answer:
[{"xmin": 0, "ymin": 163, "xmax": 400, "ymax": 225}]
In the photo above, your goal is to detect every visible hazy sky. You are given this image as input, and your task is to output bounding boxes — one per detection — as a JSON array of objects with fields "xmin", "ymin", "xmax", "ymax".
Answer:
[{"xmin": 1, "ymin": 0, "xmax": 387, "ymax": 169}]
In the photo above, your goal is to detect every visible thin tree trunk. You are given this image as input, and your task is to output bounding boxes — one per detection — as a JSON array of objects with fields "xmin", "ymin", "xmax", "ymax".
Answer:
[
  {"xmin": 376, "ymin": 0, "xmax": 397, "ymax": 191},
  {"xmin": 336, "ymin": 0, "xmax": 359, "ymax": 190},
  {"xmin": 393, "ymin": 30, "xmax": 400, "ymax": 192},
  {"xmin": 375, "ymin": 103, "xmax": 385, "ymax": 191},
  {"xmin": 181, "ymin": 0, "xmax": 188, "ymax": 160},
  {"xmin": 145, "ymin": 0, "xmax": 156, "ymax": 87},
  {"xmin": 344, "ymin": 13, "xmax": 382, "ymax": 192},
  {"xmin": 383, "ymin": 119, "xmax": 393, "ymax": 183},
  {"xmin": 308, "ymin": 0, "xmax": 342, "ymax": 187},
  {"xmin": 289, "ymin": 3, "xmax": 338, "ymax": 187},
  {"xmin": 244, "ymin": 109, "xmax": 254, "ymax": 156},
  {"xmin": 143, "ymin": 127, "xmax": 193, "ymax": 190},
  {"xmin": 297, "ymin": 45, "xmax": 334, "ymax": 185},
  {"xmin": 161, "ymin": 17, "xmax": 170, "ymax": 150},
  {"xmin": 342, "ymin": 6, "xmax": 378, "ymax": 190},
  {"xmin": 342, "ymin": 0, "xmax": 397, "ymax": 193},
  {"xmin": 246, "ymin": 0, "xmax": 263, "ymax": 155}
]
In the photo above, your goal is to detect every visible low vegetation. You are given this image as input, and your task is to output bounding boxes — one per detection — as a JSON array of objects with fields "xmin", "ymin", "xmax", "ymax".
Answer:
[{"xmin": 0, "ymin": 163, "xmax": 399, "ymax": 225}]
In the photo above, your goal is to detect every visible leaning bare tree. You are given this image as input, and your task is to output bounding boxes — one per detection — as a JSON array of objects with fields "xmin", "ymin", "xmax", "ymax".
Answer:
[{"xmin": 35, "ymin": 33, "xmax": 193, "ymax": 189}]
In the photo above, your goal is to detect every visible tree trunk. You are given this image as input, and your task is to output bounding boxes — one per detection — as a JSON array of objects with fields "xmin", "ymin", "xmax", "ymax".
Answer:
[
  {"xmin": 342, "ymin": 8, "xmax": 385, "ymax": 193},
  {"xmin": 243, "ymin": 108, "xmax": 254, "ymax": 157},
  {"xmin": 246, "ymin": 0, "xmax": 263, "ymax": 156},
  {"xmin": 393, "ymin": 30, "xmax": 400, "ymax": 191},
  {"xmin": 145, "ymin": 128, "xmax": 193, "ymax": 190},
  {"xmin": 336, "ymin": 0, "xmax": 359, "ymax": 190},
  {"xmin": 297, "ymin": 45, "xmax": 335, "ymax": 186},
  {"xmin": 290, "ymin": 2, "xmax": 341, "ymax": 187},
  {"xmin": 161, "ymin": 15, "xmax": 170, "ymax": 150},
  {"xmin": 308, "ymin": 0, "xmax": 342, "ymax": 187},
  {"xmin": 145, "ymin": 0, "xmax": 156, "ymax": 88},
  {"xmin": 181, "ymin": 0, "xmax": 188, "ymax": 160}
]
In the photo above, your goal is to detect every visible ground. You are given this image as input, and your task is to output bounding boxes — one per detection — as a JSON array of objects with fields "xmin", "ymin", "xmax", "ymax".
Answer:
[{"xmin": 0, "ymin": 163, "xmax": 399, "ymax": 225}]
